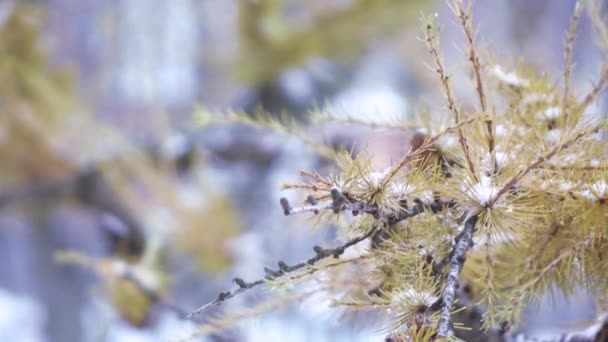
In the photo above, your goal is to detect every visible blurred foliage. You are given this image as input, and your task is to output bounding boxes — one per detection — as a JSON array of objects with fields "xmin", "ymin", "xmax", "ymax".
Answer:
[
  {"xmin": 0, "ymin": 2, "xmax": 240, "ymax": 329},
  {"xmin": 0, "ymin": 4, "xmax": 83, "ymax": 184},
  {"xmin": 237, "ymin": 0, "xmax": 432, "ymax": 83},
  {"xmin": 174, "ymin": 197, "xmax": 239, "ymax": 274},
  {"xmin": 111, "ymin": 278, "xmax": 155, "ymax": 326}
]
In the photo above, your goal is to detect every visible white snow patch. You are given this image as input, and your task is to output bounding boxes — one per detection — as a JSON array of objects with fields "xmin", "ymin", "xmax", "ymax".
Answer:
[
  {"xmin": 547, "ymin": 152, "xmax": 581, "ymax": 167},
  {"xmin": 536, "ymin": 106, "xmax": 562, "ymax": 121},
  {"xmin": 495, "ymin": 124, "xmax": 507, "ymax": 137},
  {"xmin": 521, "ymin": 93, "xmax": 554, "ymax": 106},
  {"xmin": 162, "ymin": 133, "xmax": 189, "ymax": 158},
  {"xmin": 360, "ymin": 169, "xmax": 416, "ymax": 198},
  {"xmin": 473, "ymin": 230, "xmax": 517, "ymax": 249},
  {"xmin": 326, "ymin": 84, "xmax": 407, "ymax": 124},
  {"xmin": 544, "ymin": 106, "xmax": 562, "ymax": 119},
  {"xmin": 367, "ymin": 171, "xmax": 386, "ymax": 188},
  {"xmin": 438, "ymin": 135, "xmax": 458, "ymax": 149},
  {"xmin": 491, "ymin": 65, "xmax": 530, "ymax": 87},
  {"xmin": 0, "ymin": 289, "xmax": 45, "ymax": 342},
  {"xmin": 559, "ymin": 181, "xmax": 575, "ymax": 192},
  {"xmin": 563, "ymin": 313, "xmax": 608, "ymax": 341},
  {"xmin": 466, "ymin": 176, "xmax": 499, "ymax": 206},
  {"xmin": 544, "ymin": 129, "xmax": 562, "ymax": 145},
  {"xmin": 578, "ymin": 181, "xmax": 608, "ymax": 202},
  {"xmin": 495, "ymin": 152, "xmax": 510, "ymax": 169},
  {"xmin": 392, "ymin": 286, "xmax": 439, "ymax": 307}
]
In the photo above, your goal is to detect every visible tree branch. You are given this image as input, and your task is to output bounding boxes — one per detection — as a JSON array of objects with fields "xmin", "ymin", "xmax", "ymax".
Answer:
[
  {"xmin": 189, "ymin": 194, "xmax": 456, "ymax": 319},
  {"xmin": 187, "ymin": 225, "xmax": 381, "ymax": 318},
  {"xmin": 437, "ymin": 214, "xmax": 478, "ymax": 338},
  {"xmin": 281, "ymin": 189, "xmax": 455, "ymax": 224}
]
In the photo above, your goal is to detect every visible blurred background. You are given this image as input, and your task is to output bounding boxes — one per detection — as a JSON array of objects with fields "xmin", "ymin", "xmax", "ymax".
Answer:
[{"xmin": 0, "ymin": 1, "xmax": 605, "ymax": 341}]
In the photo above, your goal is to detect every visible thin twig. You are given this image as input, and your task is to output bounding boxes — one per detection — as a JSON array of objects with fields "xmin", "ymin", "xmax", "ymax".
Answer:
[
  {"xmin": 586, "ymin": 0, "xmax": 608, "ymax": 56},
  {"xmin": 453, "ymin": 0, "xmax": 496, "ymax": 171},
  {"xmin": 187, "ymin": 225, "xmax": 381, "ymax": 318},
  {"xmin": 189, "ymin": 194, "xmax": 455, "ymax": 318},
  {"xmin": 562, "ymin": 0, "xmax": 583, "ymax": 125},
  {"xmin": 489, "ymin": 120, "xmax": 607, "ymax": 207},
  {"xmin": 423, "ymin": 14, "xmax": 478, "ymax": 180},
  {"xmin": 577, "ymin": 64, "xmax": 608, "ymax": 112},
  {"xmin": 285, "ymin": 255, "xmax": 370, "ymax": 282},
  {"xmin": 437, "ymin": 214, "xmax": 478, "ymax": 338},
  {"xmin": 506, "ymin": 235, "xmax": 594, "ymax": 324}
]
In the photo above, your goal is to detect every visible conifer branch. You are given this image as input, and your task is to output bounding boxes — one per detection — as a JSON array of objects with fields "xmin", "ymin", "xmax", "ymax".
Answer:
[
  {"xmin": 490, "ymin": 120, "xmax": 607, "ymax": 207},
  {"xmin": 190, "ymin": 195, "xmax": 455, "ymax": 319},
  {"xmin": 437, "ymin": 214, "xmax": 478, "ymax": 338},
  {"xmin": 505, "ymin": 235, "xmax": 595, "ymax": 324},
  {"xmin": 187, "ymin": 225, "xmax": 381, "ymax": 318}
]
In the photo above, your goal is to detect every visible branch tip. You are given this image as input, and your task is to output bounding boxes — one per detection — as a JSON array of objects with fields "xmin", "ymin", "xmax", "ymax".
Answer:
[
  {"xmin": 233, "ymin": 277, "xmax": 247, "ymax": 288},
  {"xmin": 279, "ymin": 197, "xmax": 291, "ymax": 215}
]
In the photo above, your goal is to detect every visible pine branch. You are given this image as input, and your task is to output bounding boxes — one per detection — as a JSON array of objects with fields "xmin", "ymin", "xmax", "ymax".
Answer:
[
  {"xmin": 437, "ymin": 214, "xmax": 478, "ymax": 338},
  {"xmin": 187, "ymin": 225, "xmax": 381, "ymax": 318},
  {"xmin": 489, "ymin": 120, "xmax": 607, "ymax": 207},
  {"xmin": 189, "ymin": 194, "xmax": 455, "ymax": 319}
]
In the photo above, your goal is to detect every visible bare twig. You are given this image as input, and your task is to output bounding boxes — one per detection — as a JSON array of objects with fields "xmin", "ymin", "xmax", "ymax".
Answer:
[
  {"xmin": 562, "ymin": 0, "xmax": 583, "ymax": 125},
  {"xmin": 577, "ymin": 0, "xmax": 608, "ymax": 112},
  {"xmin": 453, "ymin": 0, "xmax": 496, "ymax": 171},
  {"xmin": 187, "ymin": 225, "xmax": 381, "ymax": 318},
  {"xmin": 285, "ymin": 255, "xmax": 370, "ymax": 282},
  {"xmin": 586, "ymin": 0, "xmax": 608, "ymax": 56},
  {"xmin": 505, "ymin": 235, "xmax": 594, "ymax": 325},
  {"xmin": 190, "ymin": 194, "xmax": 456, "ymax": 318},
  {"xmin": 577, "ymin": 64, "xmax": 608, "ymax": 111},
  {"xmin": 423, "ymin": 14, "xmax": 478, "ymax": 180},
  {"xmin": 437, "ymin": 214, "xmax": 478, "ymax": 338}
]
